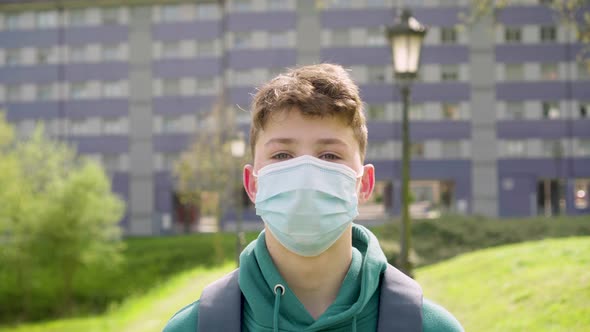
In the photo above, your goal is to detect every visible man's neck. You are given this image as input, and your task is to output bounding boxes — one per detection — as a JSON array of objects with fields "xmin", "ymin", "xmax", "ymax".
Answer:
[{"xmin": 265, "ymin": 226, "xmax": 353, "ymax": 320}]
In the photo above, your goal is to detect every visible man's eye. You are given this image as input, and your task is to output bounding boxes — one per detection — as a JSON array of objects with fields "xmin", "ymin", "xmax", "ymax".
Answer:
[
  {"xmin": 319, "ymin": 153, "xmax": 339, "ymax": 161},
  {"xmin": 272, "ymin": 153, "xmax": 292, "ymax": 160}
]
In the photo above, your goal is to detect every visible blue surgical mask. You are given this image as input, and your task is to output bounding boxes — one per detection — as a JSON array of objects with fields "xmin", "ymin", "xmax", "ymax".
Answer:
[{"xmin": 254, "ymin": 155, "xmax": 363, "ymax": 257}]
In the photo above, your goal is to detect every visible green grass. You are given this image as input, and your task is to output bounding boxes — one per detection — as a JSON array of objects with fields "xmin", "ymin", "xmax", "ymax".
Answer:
[
  {"xmin": 2, "ymin": 237, "xmax": 589, "ymax": 331},
  {"xmin": 0, "ymin": 263, "xmax": 236, "ymax": 332},
  {"xmin": 416, "ymin": 236, "xmax": 590, "ymax": 331}
]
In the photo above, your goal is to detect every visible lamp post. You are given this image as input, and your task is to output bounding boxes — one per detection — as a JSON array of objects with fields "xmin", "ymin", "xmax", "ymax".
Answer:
[
  {"xmin": 387, "ymin": 9, "xmax": 427, "ymax": 277},
  {"xmin": 230, "ymin": 133, "xmax": 246, "ymax": 266}
]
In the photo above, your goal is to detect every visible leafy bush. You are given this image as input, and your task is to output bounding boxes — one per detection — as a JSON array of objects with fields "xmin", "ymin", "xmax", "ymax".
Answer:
[
  {"xmin": 0, "ymin": 117, "xmax": 124, "ymax": 322},
  {"xmin": 371, "ymin": 214, "xmax": 590, "ymax": 267},
  {"xmin": 378, "ymin": 238, "xmax": 421, "ymax": 268}
]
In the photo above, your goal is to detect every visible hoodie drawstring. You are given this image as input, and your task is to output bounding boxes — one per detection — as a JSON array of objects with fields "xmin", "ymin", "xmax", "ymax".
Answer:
[
  {"xmin": 273, "ymin": 284, "xmax": 285, "ymax": 332},
  {"xmin": 352, "ymin": 315, "xmax": 357, "ymax": 332}
]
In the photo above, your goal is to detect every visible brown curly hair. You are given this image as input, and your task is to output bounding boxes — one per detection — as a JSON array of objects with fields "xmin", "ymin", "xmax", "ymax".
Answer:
[{"xmin": 250, "ymin": 63, "xmax": 368, "ymax": 161}]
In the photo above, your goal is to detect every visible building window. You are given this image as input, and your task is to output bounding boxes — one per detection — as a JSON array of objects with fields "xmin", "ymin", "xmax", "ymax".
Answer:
[
  {"xmin": 411, "ymin": 142, "xmax": 425, "ymax": 158},
  {"xmin": 103, "ymin": 81, "xmax": 123, "ymax": 98},
  {"xmin": 235, "ymin": 69, "xmax": 255, "ymax": 86},
  {"xmin": 102, "ymin": 154, "xmax": 126, "ymax": 173},
  {"xmin": 69, "ymin": 46, "xmax": 87, "ymax": 63},
  {"xmin": 102, "ymin": 44, "xmax": 120, "ymax": 61},
  {"xmin": 162, "ymin": 116, "xmax": 183, "ymax": 133},
  {"xmin": 234, "ymin": 32, "xmax": 252, "ymax": 49},
  {"xmin": 506, "ymin": 140, "xmax": 526, "ymax": 157},
  {"xmin": 367, "ymin": 66, "xmax": 386, "ymax": 83},
  {"xmin": 331, "ymin": 0, "xmax": 352, "ymax": 8},
  {"xmin": 163, "ymin": 153, "xmax": 179, "ymax": 171},
  {"xmin": 6, "ymin": 49, "xmax": 21, "ymax": 66},
  {"xmin": 580, "ymin": 102, "xmax": 589, "ymax": 118},
  {"xmin": 71, "ymin": 82, "xmax": 89, "ymax": 99},
  {"xmin": 36, "ymin": 84, "xmax": 54, "ymax": 100},
  {"xmin": 540, "ymin": 26, "xmax": 557, "ymax": 42},
  {"xmin": 542, "ymin": 140, "xmax": 563, "ymax": 158},
  {"xmin": 161, "ymin": 5, "xmax": 180, "ymax": 22},
  {"xmin": 197, "ymin": 40, "xmax": 216, "ymax": 56},
  {"xmin": 505, "ymin": 63, "xmax": 524, "ymax": 81},
  {"xmin": 541, "ymin": 63, "xmax": 558, "ymax": 80},
  {"xmin": 269, "ymin": 31, "xmax": 290, "ymax": 48},
  {"xmin": 102, "ymin": 117, "xmax": 127, "ymax": 134},
  {"xmin": 197, "ymin": 77, "xmax": 215, "ymax": 91},
  {"xmin": 574, "ymin": 179, "xmax": 589, "ymax": 209},
  {"xmin": 36, "ymin": 48, "xmax": 53, "ymax": 64},
  {"xmin": 506, "ymin": 102, "xmax": 525, "ymax": 120},
  {"xmin": 366, "ymin": 0, "xmax": 386, "ymax": 7},
  {"xmin": 268, "ymin": 67, "xmax": 283, "ymax": 79},
  {"xmin": 162, "ymin": 79, "xmax": 181, "ymax": 96},
  {"xmin": 197, "ymin": 4, "xmax": 218, "ymax": 19},
  {"xmin": 542, "ymin": 101, "xmax": 560, "ymax": 119},
  {"xmin": 332, "ymin": 29, "xmax": 350, "ymax": 47},
  {"xmin": 442, "ymin": 141, "xmax": 462, "ymax": 158},
  {"xmin": 366, "ymin": 27, "xmax": 386, "ymax": 46},
  {"xmin": 579, "ymin": 140, "xmax": 590, "ymax": 156},
  {"xmin": 579, "ymin": 61, "xmax": 590, "ymax": 80},
  {"xmin": 366, "ymin": 104, "xmax": 386, "ymax": 121},
  {"xmin": 268, "ymin": 0, "xmax": 289, "ymax": 10},
  {"xmin": 36, "ymin": 11, "xmax": 58, "ymax": 28},
  {"xmin": 69, "ymin": 9, "xmax": 86, "ymax": 26},
  {"xmin": 442, "ymin": 103, "xmax": 460, "ymax": 120},
  {"xmin": 441, "ymin": 27, "xmax": 457, "ymax": 44},
  {"xmin": 162, "ymin": 41, "xmax": 182, "ymax": 58},
  {"xmin": 69, "ymin": 118, "xmax": 92, "ymax": 135},
  {"xmin": 505, "ymin": 27, "xmax": 521, "ymax": 43},
  {"xmin": 6, "ymin": 85, "xmax": 22, "ymax": 102},
  {"xmin": 17, "ymin": 120, "xmax": 36, "ymax": 138},
  {"xmin": 233, "ymin": 0, "xmax": 253, "ymax": 12},
  {"xmin": 441, "ymin": 65, "xmax": 459, "ymax": 81},
  {"xmin": 409, "ymin": 104, "xmax": 424, "ymax": 120},
  {"xmin": 102, "ymin": 8, "xmax": 120, "ymax": 25},
  {"xmin": 6, "ymin": 13, "xmax": 21, "ymax": 30},
  {"xmin": 366, "ymin": 141, "xmax": 394, "ymax": 160}
]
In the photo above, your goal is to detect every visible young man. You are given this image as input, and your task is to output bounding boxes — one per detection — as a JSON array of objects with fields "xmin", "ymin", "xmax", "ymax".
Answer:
[{"xmin": 164, "ymin": 64, "xmax": 463, "ymax": 332}]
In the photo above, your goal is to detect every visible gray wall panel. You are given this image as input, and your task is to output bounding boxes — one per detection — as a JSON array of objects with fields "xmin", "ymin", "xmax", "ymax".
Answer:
[
  {"xmin": 470, "ymin": 14, "xmax": 498, "ymax": 217},
  {"xmin": 128, "ymin": 6, "xmax": 154, "ymax": 236}
]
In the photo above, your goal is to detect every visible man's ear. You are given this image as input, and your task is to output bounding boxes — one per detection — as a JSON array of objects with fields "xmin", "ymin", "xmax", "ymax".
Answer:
[
  {"xmin": 243, "ymin": 164, "xmax": 257, "ymax": 203},
  {"xmin": 358, "ymin": 164, "xmax": 375, "ymax": 204}
]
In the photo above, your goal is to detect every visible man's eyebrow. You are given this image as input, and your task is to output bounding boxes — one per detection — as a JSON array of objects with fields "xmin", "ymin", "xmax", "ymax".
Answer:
[
  {"xmin": 316, "ymin": 138, "xmax": 348, "ymax": 146},
  {"xmin": 264, "ymin": 138, "xmax": 297, "ymax": 146}
]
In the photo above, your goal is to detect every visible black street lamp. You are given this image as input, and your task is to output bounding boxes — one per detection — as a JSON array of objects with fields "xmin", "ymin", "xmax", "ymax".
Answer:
[{"xmin": 387, "ymin": 9, "xmax": 427, "ymax": 277}]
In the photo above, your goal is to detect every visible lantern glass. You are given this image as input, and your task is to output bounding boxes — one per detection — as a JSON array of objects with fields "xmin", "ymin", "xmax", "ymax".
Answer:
[{"xmin": 391, "ymin": 33, "xmax": 423, "ymax": 75}]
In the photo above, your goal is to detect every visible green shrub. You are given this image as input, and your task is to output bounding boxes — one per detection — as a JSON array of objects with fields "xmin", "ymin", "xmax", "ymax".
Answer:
[
  {"xmin": 378, "ymin": 238, "xmax": 421, "ymax": 268},
  {"xmin": 371, "ymin": 214, "xmax": 590, "ymax": 267}
]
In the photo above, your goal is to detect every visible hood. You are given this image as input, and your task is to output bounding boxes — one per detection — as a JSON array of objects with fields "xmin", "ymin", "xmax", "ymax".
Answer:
[{"xmin": 238, "ymin": 224, "xmax": 387, "ymax": 331}]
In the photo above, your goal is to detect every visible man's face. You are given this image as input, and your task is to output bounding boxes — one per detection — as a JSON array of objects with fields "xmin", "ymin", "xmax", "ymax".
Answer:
[{"xmin": 243, "ymin": 108, "xmax": 374, "ymax": 204}]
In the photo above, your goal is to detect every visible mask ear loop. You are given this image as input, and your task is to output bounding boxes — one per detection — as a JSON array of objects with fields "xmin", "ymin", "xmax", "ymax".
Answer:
[{"xmin": 356, "ymin": 165, "xmax": 365, "ymax": 179}]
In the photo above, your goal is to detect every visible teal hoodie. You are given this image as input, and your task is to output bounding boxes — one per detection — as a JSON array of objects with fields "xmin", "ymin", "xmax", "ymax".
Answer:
[{"xmin": 164, "ymin": 224, "xmax": 463, "ymax": 332}]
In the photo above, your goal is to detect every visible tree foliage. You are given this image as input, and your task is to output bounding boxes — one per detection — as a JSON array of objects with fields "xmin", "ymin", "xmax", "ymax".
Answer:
[
  {"xmin": 0, "ymin": 114, "xmax": 125, "ymax": 318},
  {"xmin": 173, "ymin": 95, "xmax": 250, "ymax": 232}
]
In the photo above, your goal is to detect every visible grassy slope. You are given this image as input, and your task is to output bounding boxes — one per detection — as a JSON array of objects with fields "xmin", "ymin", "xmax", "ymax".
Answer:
[
  {"xmin": 416, "ymin": 236, "xmax": 590, "ymax": 332},
  {"xmin": 0, "ymin": 263, "xmax": 236, "ymax": 332},
  {"xmin": 3, "ymin": 237, "xmax": 589, "ymax": 332}
]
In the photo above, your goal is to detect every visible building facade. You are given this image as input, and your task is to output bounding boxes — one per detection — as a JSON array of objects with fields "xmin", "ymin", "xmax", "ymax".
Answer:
[{"xmin": 1, "ymin": 0, "xmax": 589, "ymax": 235}]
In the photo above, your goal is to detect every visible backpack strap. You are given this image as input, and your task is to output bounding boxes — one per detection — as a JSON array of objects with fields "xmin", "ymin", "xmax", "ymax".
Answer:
[
  {"xmin": 197, "ymin": 268, "xmax": 242, "ymax": 331},
  {"xmin": 197, "ymin": 265, "xmax": 422, "ymax": 332},
  {"xmin": 377, "ymin": 264, "xmax": 423, "ymax": 332}
]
